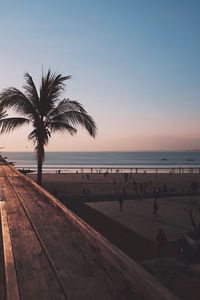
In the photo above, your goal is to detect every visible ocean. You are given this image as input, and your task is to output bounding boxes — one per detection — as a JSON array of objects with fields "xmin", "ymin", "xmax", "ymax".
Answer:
[{"xmin": 2, "ymin": 151, "xmax": 200, "ymax": 172}]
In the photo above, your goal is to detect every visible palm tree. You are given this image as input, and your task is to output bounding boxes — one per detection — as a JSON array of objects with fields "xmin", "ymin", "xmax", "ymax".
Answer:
[
  {"xmin": 0, "ymin": 108, "xmax": 7, "ymax": 154},
  {"xmin": 0, "ymin": 70, "xmax": 97, "ymax": 185}
]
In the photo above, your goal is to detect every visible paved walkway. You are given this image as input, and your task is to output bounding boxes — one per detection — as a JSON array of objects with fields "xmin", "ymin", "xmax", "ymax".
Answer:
[{"xmin": 86, "ymin": 197, "xmax": 196, "ymax": 242}]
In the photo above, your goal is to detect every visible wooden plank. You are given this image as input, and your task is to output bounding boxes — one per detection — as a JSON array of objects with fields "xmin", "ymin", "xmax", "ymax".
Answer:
[
  {"xmin": 7, "ymin": 176, "xmax": 114, "ymax": 299},
  {"xmin": 1, "ymin": 165, "xmax": 16, "ymax": 176},
  {"xmin": 0, "ymin": 201, "xmax": 20, "ymax": 300},
  {"xmin": 0, "ymin": 174, "xmax": 66, "ymax": 300}
]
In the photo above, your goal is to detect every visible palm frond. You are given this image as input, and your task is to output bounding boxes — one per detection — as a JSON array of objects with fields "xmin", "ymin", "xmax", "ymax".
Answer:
[
  {"xmin": 66, "ymin": 111, "xmax": 97, "ymax": 137},
  {"xmin": 0, "ymin": 88, "xmax": 38, "ymax": 120},
  {"xmin": 49, "ymin": 111, "xmax": 97, "ymax": 138},
  {"xmin": 46, "ymin": 98, "xmax": 97, "ymax": 137},
  {"xmin": 46, "ymin": 98, "xmax": 85, "ymax": 120},
  {"xmin": 23, "ymin": 72, "xmax": 40, "ymax": 111},
  {"xmin": 0, "ymin": 117, "xmax": 30, "ymax": 133},
  {"xmin": 49, "ymin": 122, "xmax": 77, "ymax": 135},
  {"xmin": 39, "ymin": 69, "xmax": 71, "ymax": 117},
  {"xmin": 0, "ymin": 108, "xmax": 7, "ymax": 119}
]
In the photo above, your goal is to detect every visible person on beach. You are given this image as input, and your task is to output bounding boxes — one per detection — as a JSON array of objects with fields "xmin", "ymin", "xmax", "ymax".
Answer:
[
  {"xmin": 153, "ymin": 196, "xmax": 159, "ymax": 215},
  {"xmin": 124, "ymin": 173, "xmax": 128, "ymax": 183},
  {"xmin": 122, "ymin": 188, "xmax": 127, "ymax": 199},
  {"xmin": 155, "ymin": 228, "xmax": 167, "ymax": 257},
  {"xmin": 113, "ymin": 180, "xmax": 116, "ymax": 193},
  {"xmin": 118, "ymin": 193, "xmax": 124, "ymax": 211}
]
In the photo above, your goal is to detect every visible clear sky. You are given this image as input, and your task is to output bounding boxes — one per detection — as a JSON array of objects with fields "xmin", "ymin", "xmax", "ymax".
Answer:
[{"xmin": 0, "ymin": 0, "xmax": 199, "ymax": 151}]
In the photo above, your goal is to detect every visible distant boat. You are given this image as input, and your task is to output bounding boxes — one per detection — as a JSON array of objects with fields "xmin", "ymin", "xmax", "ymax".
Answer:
[
  {"xmin": 161, "ymin": 158, "xmax": 168, "ymax": 161},
  {"xmin": 186, "ymin": 158, "xmax": 195, "ymax": 161},
  {"xmin": 8, "ymin": 161, "xmax": 15, "ymax": 166}
]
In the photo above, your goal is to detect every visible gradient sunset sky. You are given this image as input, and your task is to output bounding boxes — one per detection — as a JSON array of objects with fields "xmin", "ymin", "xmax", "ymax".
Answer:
[{"xmin": 0, "ymin": 0, "xmax": 199, "ymax": 151}]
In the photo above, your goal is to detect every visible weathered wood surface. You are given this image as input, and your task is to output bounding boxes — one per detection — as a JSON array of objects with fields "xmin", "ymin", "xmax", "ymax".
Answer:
[
  {"xmin": 0, "ymin": 164, "xmax": 179, "ymax": 300},
  {"xmin": 0, "ymin": 201, "xmax": 20, "ymax": 300},
  {"xmin": 0, "ymin": 173, "xmax": 66, "ymax": 300}
]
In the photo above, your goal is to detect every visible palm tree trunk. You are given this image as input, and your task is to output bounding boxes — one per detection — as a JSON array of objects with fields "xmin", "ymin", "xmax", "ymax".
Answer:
[{"xmin": 37, "ymin": 144, "xmax": 44, "ymax": 186}]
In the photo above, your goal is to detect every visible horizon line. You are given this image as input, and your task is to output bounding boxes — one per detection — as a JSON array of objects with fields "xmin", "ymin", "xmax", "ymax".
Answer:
[{"xmin": 2, "ymin": 150, "xmax": 200, "ymax": 153}]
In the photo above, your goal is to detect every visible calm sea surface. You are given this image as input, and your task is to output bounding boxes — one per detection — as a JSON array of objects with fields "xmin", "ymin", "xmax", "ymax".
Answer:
[{"xmin": 2, "ymin": 151, "xmax": 200, "ymax": 171}]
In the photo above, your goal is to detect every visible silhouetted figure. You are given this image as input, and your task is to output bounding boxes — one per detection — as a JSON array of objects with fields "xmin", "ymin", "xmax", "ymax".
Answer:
[
  {"xmin": 153, "ymin": 196, "xmax": 159, "ymax": 215},
  {"xmin": 155, "ymin": 228, "xmax": 167, "ymax": 257},
  {"xmin": 118, "ymin": 194, "xmax": 124, "ymax": 211},
  {"xmin": 124, "ymin": 173, "xmax": 128, "ymax": 183},
  {"xmin": 113, "ymin": 180, "xmax": 117, "ymax": 193},
  {"xmin": 122, "ymin": 188, "xmax": 127, "ymax": 199}
]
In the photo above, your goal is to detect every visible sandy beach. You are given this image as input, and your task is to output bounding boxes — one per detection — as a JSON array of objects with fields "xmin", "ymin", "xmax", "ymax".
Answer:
[{"xmin": 30, "ymin": 172, "xmax": 200, "ymax": 199}]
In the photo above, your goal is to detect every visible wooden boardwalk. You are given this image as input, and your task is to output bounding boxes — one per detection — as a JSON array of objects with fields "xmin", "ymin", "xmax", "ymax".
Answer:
[{"xmin": 0, "ymin": 164, "xmax": 178, "ymax": 300}]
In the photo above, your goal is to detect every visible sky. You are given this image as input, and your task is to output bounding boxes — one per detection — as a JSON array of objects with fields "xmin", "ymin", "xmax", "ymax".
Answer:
[{"xmin": 0, "ymin": 0, "xmax": 199, "ymax": 151}]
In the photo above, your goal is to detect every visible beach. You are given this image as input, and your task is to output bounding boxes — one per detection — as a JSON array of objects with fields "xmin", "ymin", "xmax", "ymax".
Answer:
[{"xmin": 30, "ymin": 171, "xmax": 200, "ymax": 199}]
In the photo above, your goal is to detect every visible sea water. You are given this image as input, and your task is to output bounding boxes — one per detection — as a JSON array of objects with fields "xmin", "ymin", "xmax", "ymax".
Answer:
[{"xmin": 3, "ymin": 151, "xmax": 200, "ymax": 172}]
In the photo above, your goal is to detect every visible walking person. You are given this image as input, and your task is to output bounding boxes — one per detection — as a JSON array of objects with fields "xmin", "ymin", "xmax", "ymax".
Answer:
[
  {"xmin": 155, "ymin": 228, "xmax": 167, "ymax": 257},
  {"xmin": 153, "ymin": 195, "xmax": 159, "ymax": 216},
  {"xmin": 113, "ymin": 180, "xmax": 117, "ymax": 193},
  {"xmin": 118, "ymin": 193, "xmax": 124, "ymax": 212}
]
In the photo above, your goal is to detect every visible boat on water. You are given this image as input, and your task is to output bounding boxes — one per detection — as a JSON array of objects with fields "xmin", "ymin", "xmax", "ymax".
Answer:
[{"xmin": 186, "ymin": 158, "xmax": 195, "ymax": 161}]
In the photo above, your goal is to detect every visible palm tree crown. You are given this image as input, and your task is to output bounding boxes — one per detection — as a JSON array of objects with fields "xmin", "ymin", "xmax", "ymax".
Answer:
[{"xmin": 0, "ymin": 70, "xmax": 97, "ymax": 185}]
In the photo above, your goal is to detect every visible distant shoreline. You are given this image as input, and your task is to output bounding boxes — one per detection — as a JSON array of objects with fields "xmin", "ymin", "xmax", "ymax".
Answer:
[{"xmin": 20, "ymin": 166, "xmax": 200, "ymax": 174}]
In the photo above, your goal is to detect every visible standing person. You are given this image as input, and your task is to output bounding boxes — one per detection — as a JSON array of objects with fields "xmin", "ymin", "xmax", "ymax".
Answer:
[
  {"xmin": 153, "ymin": 196, "xmax": 159, "ymax": 215},
  {"xmin": 113, "ymin": 180, "xmax": 117, "ymax": 193},
  {"xmin": 155, "ymin": 228, "xmax": 167, "ymax": 257},
  {"xmin": 124, "ymin": 173, "xmax": 128, "ymax": 183},
  {"xmin": 122, "ymin": 188, "xmax": 127, "ymax": 199},
  {"xmin": 118, "ymin": 193, "xmax": 124, "ymax": 211}
]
